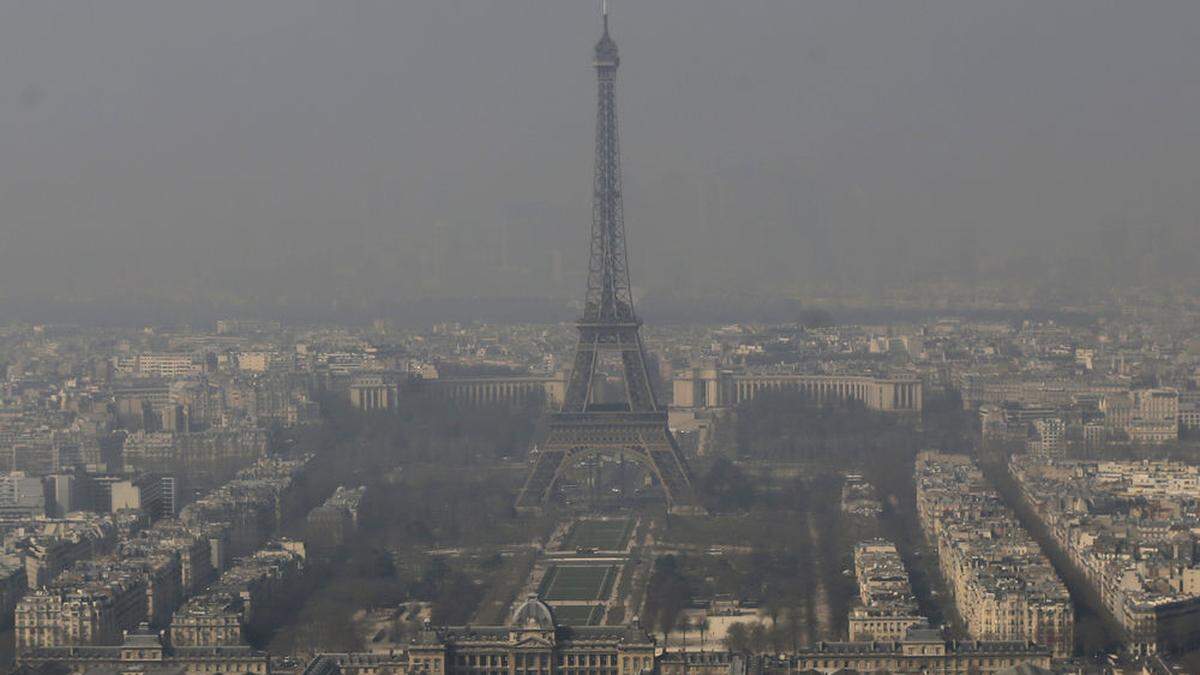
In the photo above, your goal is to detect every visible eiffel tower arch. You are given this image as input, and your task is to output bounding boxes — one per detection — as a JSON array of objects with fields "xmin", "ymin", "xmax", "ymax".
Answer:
[{"xmin": 516, "ymin": 10, "xmax": 704, "ymax": 516}]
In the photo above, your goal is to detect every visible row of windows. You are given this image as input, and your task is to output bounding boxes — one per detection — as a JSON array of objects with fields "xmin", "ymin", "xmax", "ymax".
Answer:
[
  {"xmin": 798, "ymin": 656, "xmax": 1035, "ymax": 670},
  {"xmin": 451, "ymin": 652, "xmax": 634, "ymax": 668},
  {"xmin": 458, "ymin": 662, "xmax": 621, "ymax": 672},
  {"xmin": 456, "ymin": 655, "xmax": 506, "ymax": 667},
  {"xmin": 851, "ymin": 620, "xmax": 913, "ymax": 629},
  {"xmin": 517, "ymin": 654, "xmax": 548, "ymax": 667},
  {"xmin": 558, "ymin": 654, "xmax": 616, "ymax": 667},
  {"xmin": 186, "ymin": 663, "xmax": 268, "ymax": 673}
]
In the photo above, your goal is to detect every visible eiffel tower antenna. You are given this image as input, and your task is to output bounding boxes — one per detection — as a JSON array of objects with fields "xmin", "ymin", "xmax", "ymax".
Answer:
[{"xmin": 516, "ymin": 10, "xmax": 703, "ymax": 516}]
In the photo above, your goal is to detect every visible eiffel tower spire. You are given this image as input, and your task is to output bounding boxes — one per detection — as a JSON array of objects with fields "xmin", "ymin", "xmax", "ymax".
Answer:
[
  {"xmin": 561, "ymin": 6, "xmax": 656, "ymax": 414},
  {"xmin": 516, "ymin": 10, "xmax": 703, "ymax": 516},
  {"xmin": 587, "ymin": 0, "xmax": 629, "ymax": 324}
]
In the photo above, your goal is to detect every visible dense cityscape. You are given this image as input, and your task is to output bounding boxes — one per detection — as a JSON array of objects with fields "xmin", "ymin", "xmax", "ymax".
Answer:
[{"xmin": 0, "ymin": 299, "xmax": 1195, "ymax": 673}]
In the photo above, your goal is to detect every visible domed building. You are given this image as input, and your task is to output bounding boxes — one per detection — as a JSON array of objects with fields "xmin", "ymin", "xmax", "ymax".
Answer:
[
  {"xmin": 407, "ymin": 595, "xmax": 655, "ymax": 675},
  {"xmin": 511, "ymin": 596, "xmax": 557, "ymax": 631}
]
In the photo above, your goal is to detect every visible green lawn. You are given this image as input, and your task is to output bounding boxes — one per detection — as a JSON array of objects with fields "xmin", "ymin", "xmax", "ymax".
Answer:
[
  {"xmin": 563, "ymin": 519, "xmax": 634, "ymax": 550},
  {"xmin": 540, "ymin": 565, "xmax": 619, "ymax": 601},
  {"xmin": 549, "ymin": 604, "xmax": 605, "ymax": 626}
]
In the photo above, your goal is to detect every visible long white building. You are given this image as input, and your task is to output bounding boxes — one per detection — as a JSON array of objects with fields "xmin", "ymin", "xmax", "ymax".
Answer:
[{"xmin": 672, "ymin": 367, "xmax": 922, "ymax": 413}]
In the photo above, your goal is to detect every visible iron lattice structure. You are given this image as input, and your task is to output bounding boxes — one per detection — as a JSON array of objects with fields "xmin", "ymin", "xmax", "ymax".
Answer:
[{"xmin": 516, "ymin": 12, "xmax": 703, "ymax": 515}]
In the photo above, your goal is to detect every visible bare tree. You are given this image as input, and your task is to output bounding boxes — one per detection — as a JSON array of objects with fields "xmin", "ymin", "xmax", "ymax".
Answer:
[{"xmin": 676, "ymin": 614, "xmax": 691, "ymax": 652}]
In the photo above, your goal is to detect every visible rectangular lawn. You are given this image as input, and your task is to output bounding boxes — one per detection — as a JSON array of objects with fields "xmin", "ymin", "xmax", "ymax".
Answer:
[
  {"xmin": 540, "ymin": 564, "xmax": 619, "ymax": 601},
  {"xmin": 549, "ymin": 604, "xmax": 604, "ymax": 626},
  {"xmin": 563, "ymin": 519, "xmax": 633, "ymax": 551}
]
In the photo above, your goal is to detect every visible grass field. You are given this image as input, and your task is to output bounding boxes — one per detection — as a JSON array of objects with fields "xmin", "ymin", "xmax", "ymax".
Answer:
[
  {"xmin": 539, "ymin": 565, "xmax": 619, "ymax": 601},
  {"xmin": 549, "ymin": 604, "xmax": 605, "ymax": 626},
  {"xmin": 563, "ymin": 519, "xmax": 634, "ymax": 551}
]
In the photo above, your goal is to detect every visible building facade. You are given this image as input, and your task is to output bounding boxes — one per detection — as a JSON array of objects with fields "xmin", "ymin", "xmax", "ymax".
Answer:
[
  {"xmin": 422, "ymin": 374, "xmax": 566, "ymax": 409},
  {"xmin": 848, "ymin": 540, "xmax": 926, "ymax": 641},
  {"xmin": 16, "ymin": 623, "xmax": 270, "ymax": 674},
  {"xmin": 349, "ymin": 373, "xmax": 402, "ymax": 412},
  {"xmin": 916, "ymin": 452, "xmax": 1074, "ymax": 658},
  {"xmin": 406, "ymin": 598, "xmax": 655, "ymax": 675},
  {"xmin": 771, "ymin": 626, "xmax": 1052, "ymax": 674},
  {"xmin": 672, "ymin": 368, "xmax": 922, "ymax": 414}
]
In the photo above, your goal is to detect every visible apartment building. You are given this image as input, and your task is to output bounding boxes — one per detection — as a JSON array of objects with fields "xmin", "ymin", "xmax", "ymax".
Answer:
[{"xmin": 915, "ymin": 452, "xmax": 1073, "ymax": 658}]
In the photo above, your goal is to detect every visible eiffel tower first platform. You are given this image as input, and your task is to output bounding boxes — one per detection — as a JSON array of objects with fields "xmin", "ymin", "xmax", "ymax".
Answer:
[{"xmin": 515, "ymin": 9, "xmax": 704, "ymax": 516}]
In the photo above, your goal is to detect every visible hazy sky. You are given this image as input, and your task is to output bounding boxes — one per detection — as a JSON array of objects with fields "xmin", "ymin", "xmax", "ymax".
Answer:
[{"xmin": 2, "ymin": 1, "xmax": 1200, "ymax": 312}]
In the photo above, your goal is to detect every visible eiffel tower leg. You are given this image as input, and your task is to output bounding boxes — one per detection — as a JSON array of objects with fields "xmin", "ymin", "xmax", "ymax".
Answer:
[
  {"xmin": 636, "ymin": 429, "xmax": 705, "ymax": 516},
  {"xmin": 619, "ymin": 334, "xmax": 656, "ymax": 413},
  {"xmin": 516, "ymin": 418, "xmax": 706, "ymax": 516},
  {"xmin": 562, "ymin": 337, "xmax": 599, "ymax": 413},
  {"xmin": 515, "ymin": 448, "xmax": 570, "ymax": 514}
]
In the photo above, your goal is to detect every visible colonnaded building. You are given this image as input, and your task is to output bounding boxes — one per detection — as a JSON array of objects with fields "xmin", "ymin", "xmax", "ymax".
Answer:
[
  {"xmin": 348, "ymin": 372, "xmax": 567, "ymax": 412},
  {"xmin": 671, "ymin": 367, "xmax": 923, "ymax": 414},
  {"xmin": 423, "ymin": 374, "xmax": 567, "ymax": 409},
  {"xmin": 348, "ymin": 368, "xmax": 921, "ymax": 419}
]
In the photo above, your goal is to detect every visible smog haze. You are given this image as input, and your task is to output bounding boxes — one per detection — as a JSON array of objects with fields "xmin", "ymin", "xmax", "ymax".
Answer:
[{"xmin": 3, "ymin": 1, "xmax": 1200, "ymax": 321}]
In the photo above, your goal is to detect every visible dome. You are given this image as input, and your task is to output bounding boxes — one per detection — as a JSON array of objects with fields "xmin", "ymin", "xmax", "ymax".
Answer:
[{"xmin": 512, "ymin": 595, "xmax": 555, "ymax": 630}]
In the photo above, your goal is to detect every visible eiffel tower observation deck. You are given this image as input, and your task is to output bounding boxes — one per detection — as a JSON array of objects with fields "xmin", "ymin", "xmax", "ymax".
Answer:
[{"xmin": 515, "ymin": 7, "xmax": 704, "ymax": 516}]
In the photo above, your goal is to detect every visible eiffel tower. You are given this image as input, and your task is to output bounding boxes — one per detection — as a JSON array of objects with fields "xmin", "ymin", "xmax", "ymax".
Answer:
[{"xmin": 516, "ymin": 8, "xmax": 704, "ymax": 516}]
